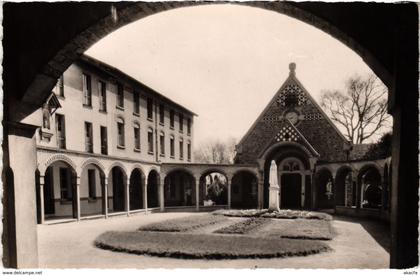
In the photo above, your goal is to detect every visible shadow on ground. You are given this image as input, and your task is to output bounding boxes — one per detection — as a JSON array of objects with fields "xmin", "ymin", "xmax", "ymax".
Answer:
[{"xmin": 333, "ymin": 215, "xmax": 390, "ymax": 253}]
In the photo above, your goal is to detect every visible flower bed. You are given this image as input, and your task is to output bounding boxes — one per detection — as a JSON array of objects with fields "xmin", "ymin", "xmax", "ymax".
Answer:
[
  {"xmin": 95, "ymin": 231, "xmax": 331, "ymax": 259},
  {"xmin": 258, "ymin": 219, "xmax": 334, "ymax": 240},
  {"xmin": 213, "ymin": 209, "xmax": 332, "ymax": 221},
  {"xmin": 139, "ymin": 214, "xmax": 228, "ymax": 232},
  {"xmin": 214, "ymin": 218, "xmax": 271, "ymax": 234}
]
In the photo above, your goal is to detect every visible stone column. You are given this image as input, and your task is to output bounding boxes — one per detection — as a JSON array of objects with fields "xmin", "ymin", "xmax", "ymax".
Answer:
[
  {"xmin": 125, "ymin": 178, "xmax": 130, "ymax": 216},
  {"xmin": 227, "ymin": 176, "xmax": 232, "ymax": 209},
  {"xmin": 195, "ymin": 177, "xmax": 200, "ymax": 211},
  {"xmin": 311, "ymin": 173, "xmax": 317, "ymax": 210},
  {"xmin": 268, "ymin": 161, "xmax": 280, "ymax": 211},
  {"xmin": 39, "ymin": 175, "xmax": 45, "ymax": 224},
  {"xmin": 103, "ymin": 177, "xmax": 108, "ymax": 218},
  {"xmin": 258, "ymin": 177, "xmax": 264, "ymax": 210},
  {"xmin": 380, "ymin": 174, "xmax": 386, "ymax": 212},
  {"xmin": 76, "ymin": 177, "xmax": 81, "ymax": 221},
  {"xmin": 332, "ymin": 175, "xmax": 336, "ymax": 211},
  {"xmin": 143, "ymin": 175, "xmax": 148, "ymax": 214},
  {"xmin": 5, "ymin": 121, "xmax": 39, "ymax": 267},
  {"xmin": 159, "ymin": 175, "xmax": 165, "ymax": 211},
  {"xmin": 355, "ymin": 170, "xmax": 361, "ymax": 209},
  {"xmin": 301, "ymin": 173, "xmax": 306, "ymax": 209}
]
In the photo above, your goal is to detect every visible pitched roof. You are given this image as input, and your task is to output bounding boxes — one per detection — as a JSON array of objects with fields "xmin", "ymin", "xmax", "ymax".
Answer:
[
  {"xmin": 348, "ymin": 143, "xmax": 374, "ymax": 160},
  {"xmin": 237, "ymin": 63, "xmax": 349, "ymax": 148},
  {"xmin": 79, "ymin": 54, "xmax": 197, "ymax": 116}
]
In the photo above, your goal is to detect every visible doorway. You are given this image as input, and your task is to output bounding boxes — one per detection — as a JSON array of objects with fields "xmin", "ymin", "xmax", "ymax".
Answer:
[{"xmin": 281, "ymin": 173, "xmax": 301, "ymax": 209}]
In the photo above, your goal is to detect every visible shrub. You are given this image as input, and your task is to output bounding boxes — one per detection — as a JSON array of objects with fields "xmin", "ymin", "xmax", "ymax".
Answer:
[
  {"xmin": 139, "ymin": 214, "xmax": 228, "ymax": 232},
  {"xmin": 214, "ymin": 218, "xmax": 271, "ymax": 234},
  {"xmin": 213, "ymin": 209, "xmax": 332, "ymax": 221},
  {"xmin": 95, "ymin": 231, "xmax": 331, "ymax": 259}
]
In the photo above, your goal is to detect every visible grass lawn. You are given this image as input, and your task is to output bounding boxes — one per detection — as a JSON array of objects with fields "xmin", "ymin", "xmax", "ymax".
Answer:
[
  {"xmin": 95, "ymin": 231, "xmax": 331, "ymax": 259},
  {"xmin": 139, "ymin": 214, "xmax": 228, "ymax": 232},
  {"xmin": 213, "ymin": 209, "xmax": 332, "ymax": 220},
  {"xmin": 214, "ymin": 218, "xmax": 271, "ymax": 234},
  {"xmin": 257, "ymin": 219, "xmax": 334, "ymax": 240}
]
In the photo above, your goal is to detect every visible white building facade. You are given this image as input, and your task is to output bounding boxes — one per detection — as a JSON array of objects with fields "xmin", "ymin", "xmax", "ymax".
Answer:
[{"xmin": 36, "ymin": 55, "xmax": 196, "ymax": 222}]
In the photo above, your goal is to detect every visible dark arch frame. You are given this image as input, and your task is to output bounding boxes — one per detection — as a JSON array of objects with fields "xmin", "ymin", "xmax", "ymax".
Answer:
[
  {"xmin": 199, "ymin": 170, "xmax": 228, "ymax": 206},
  {"xmin": 231, "ymin": 170, "xmax": 258, "ymax": 209}
]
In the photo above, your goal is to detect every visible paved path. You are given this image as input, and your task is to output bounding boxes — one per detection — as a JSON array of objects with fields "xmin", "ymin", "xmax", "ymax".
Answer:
[{"xmin": 38, "ymin": 212, "xmax": 390, "ymax": 268}]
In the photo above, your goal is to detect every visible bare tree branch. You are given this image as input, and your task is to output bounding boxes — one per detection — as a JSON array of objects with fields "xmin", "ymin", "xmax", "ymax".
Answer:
[{"xmin": 320, "ymin": 74, "xmax": 391, "ymax": 144}]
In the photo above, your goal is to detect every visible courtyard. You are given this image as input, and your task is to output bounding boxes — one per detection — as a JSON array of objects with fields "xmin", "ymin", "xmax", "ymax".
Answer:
[{"xmin": 38, "ymin": 211, "xmax": 389, "ymax": 268}]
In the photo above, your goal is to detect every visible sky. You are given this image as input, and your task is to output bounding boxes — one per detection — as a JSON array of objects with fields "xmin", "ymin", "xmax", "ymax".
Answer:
[{"xmin": 86, "ymin": 4, "xmax": 377, "ymax": 148}]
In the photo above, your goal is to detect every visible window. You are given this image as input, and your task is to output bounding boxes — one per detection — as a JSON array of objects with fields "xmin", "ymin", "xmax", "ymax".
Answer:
[
  {"xmin": 100, "ymin": 126, "xmax": 108, "ymax": 155},
  {"xmin": 179, "ymin": 138, "xmax": 184, "ymax": 160},
  {"xmin": 117, "ymin": 83, "xmax": 124, "ymax": 108},
  {"xmin": 85, "ymin": 122, "xmax": 93, "ymax": 153},
  {"xmin": 88, "ymin": 169, "xmax": 96, "ymax": 199},
  {"xmin": 134, "ymin": 123, "xmax": 140, "ymax": 151},
  {"xmin": 82, "ymin": 73, "xmax": 92, "ymax": 106},
  {"xmin": 55, "ymin": 114, "xmax": 66, "ymax": 149},
  {"xmin": 147, "ymin": 98, "xmax": 153, "ymax": 120},
  {"xmin": 133, "ymin": 90, "xmax": 140, "ymax": 114},
  {"xmin": 187, "ymin": 118, "xmax": 191, "ymax": 135},
  {"xmin": 170, "ymin": 135, "xmax": 175, "ymax": 158},
  {"xmin": 284, "ymin": 93, "xmax": 298, "ymax": 107},
  {"xmin": 187, "ymin": 141, "xmax": 191, "ymax": 161},
  {"xmin": 98, "ymin": 80, "xmax": 107, "ymax": 112},
  {"xmin": 117, "ymin": 118, "xmax": 125, "ymax": 148},
  {"xmin": 147, "ymin": 128, "xmax": 154, "ymax": 153},
  {"xmin": 55, "ymin": 75, "xmax": 64, "ymax": 97},
  {"xmin": 179, "ymin": 113, "xmax": 184, "ymax": 132},
  {"xmin": 59, "ymin": 168, "xmax": 72, "ymax": 200},
  {"xmin": 160, "ymin": 132, "xmax": 165, "ymax": 156},
  {"xmin": 170, "ymin": 109, "xmax": 175, "ymax": 128},
  {"xmin": 159, "ymin": 104, "xmax": 165, "ymax": 124}
]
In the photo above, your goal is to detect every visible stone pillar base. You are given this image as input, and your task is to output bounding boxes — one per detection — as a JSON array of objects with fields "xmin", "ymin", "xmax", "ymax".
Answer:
[{"xmin": 268, "ymin": 186, "xmax": 280, "ymax": 211}]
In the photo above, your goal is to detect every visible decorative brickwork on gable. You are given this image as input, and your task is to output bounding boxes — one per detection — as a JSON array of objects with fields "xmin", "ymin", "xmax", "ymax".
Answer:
[{"xmin": 235, "ymin": 63, "xmax": 350, "ymax": 164}]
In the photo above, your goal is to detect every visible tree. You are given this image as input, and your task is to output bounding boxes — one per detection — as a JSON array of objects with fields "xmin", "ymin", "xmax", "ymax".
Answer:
[
  {"xmin": 194, "ymin": 137, "xmax": 236, "ymax": 164},
  {"xmin": 320, "ymin": 74, "xmax": 391, "ymax": 144},
  {"xmin": 364, "ymin": 132, "xmax": 392, "ymax": 160}
]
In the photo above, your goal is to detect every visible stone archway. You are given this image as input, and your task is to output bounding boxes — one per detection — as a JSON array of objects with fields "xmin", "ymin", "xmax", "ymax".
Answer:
[
  {"xmin": 42, "ymin": 160, "xmax": 78, "ymax": 220},
  {"xmin": 109, "ymin": 166, "xmax": 127, "ymax": 213},
  {"xmin": 314, "ymin": 168, "xmax": 334, "ymax": 210},
  {"xmin": 129, "ymin": 168, "xmax": 144, "ymax": 211},
  {"xmin": 164, "ymin": 170, "xmax": 196, "ymax": 207},
  {"xmin": 358, "ymin": 165, "xmax": 382, "ymax": 209},
  {"xmin": 231, "ymin": 171, "xmax": 258, "ymax": 209},
  {"xmin": 199, "ymin": 170, "xmax": 228, "ymax": 206},
  {"xmin": 147, "ymin": 170, "xmax": 159, "ymax": 208},
  {"xmin": 335, "ymin": 166, "xmax": 354, "ymax": 207},
  {"xmin": 262, "ymin": 143, "xmax": 313, "ymax": 209}
]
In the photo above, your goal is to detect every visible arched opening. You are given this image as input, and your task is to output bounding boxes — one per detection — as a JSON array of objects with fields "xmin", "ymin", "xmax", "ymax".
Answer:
[
  {"xmin": 164, "ymin": 170, "xmax": 195, "ymax": 207},
  {"xmin": 358, "ymin": 166, "xmax": 382, "ymax": 209},
  {"xmin": 314, "ymin": 169, "xmax": 334, "ymax": 210},
  {"xmin": 199, "ymin": 171, "xmax": 228, "ymax": 206},
  {"xmin": 147, "ymin": 170, "xmax": 159, "ymax": 208},
  {"xmin": 43, "ymin": 161, "xmax": 77, "ymax": 220},
  {"xmin": 130, "ymin": 168, "xmax": 144, "ymax": 211},
  {"xmin": 80, "ymin": 164, "xmax": 106, "ymax": 217},
  {"xmin": 108, "ymin": 166, "xmax": 126, "ymax": 213},
  {"xmin": 231, "ymin": 171, "xmax": 258, "ymax": 209},
  {"xmin": 263, "ymin": 144, "xmax": 312, "ymax": 209},
  {"xmin": 335, "ymin": 167, "xmax": 354, "ymax": 207}
]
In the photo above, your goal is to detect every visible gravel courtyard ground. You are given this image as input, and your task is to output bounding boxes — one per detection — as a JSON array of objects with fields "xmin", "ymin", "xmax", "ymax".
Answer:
[{"xmin": 38, "ymin": 211, "xmax": 390, "ymax": 269}]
